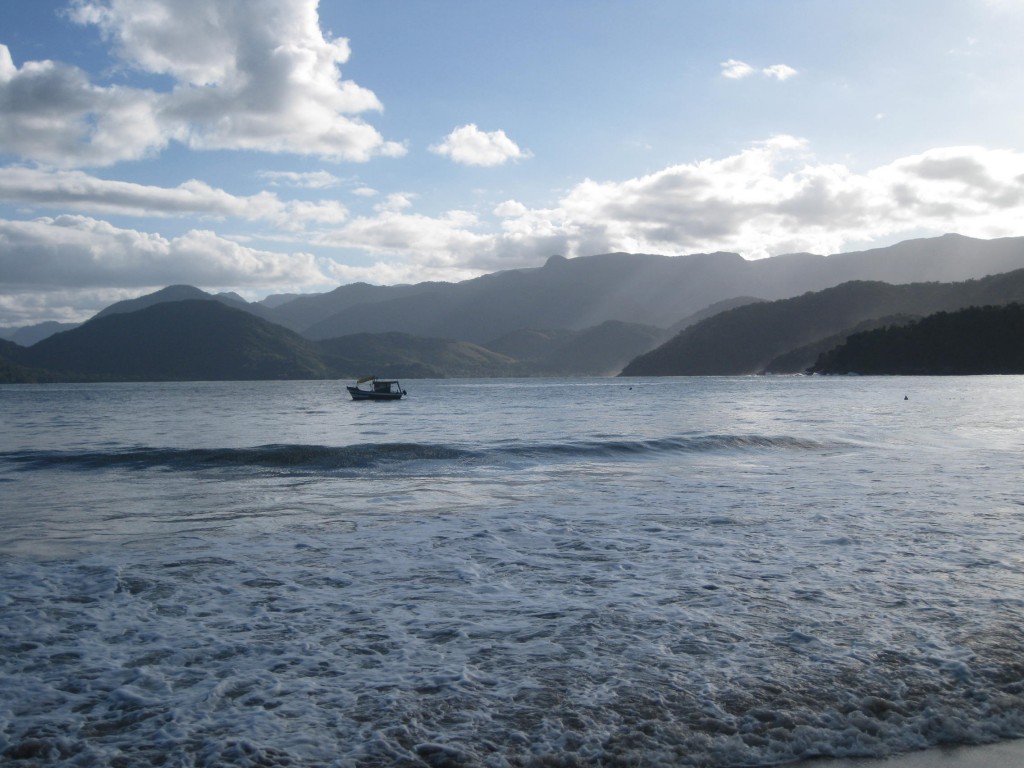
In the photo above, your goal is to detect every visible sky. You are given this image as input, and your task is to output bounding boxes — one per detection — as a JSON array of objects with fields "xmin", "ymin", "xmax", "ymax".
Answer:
[{"xmin": 2, "ymin": 0, "xmax": 1024, "ymax": 327}]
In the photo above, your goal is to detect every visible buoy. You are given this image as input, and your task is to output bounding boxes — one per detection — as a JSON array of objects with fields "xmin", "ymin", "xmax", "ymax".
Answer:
[{"xmin": 904, "ymin": 395, "xmax": 908, "ymax": 400}]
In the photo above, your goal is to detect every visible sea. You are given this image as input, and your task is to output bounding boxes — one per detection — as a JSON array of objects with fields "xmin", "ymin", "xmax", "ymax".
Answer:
[{"xmin": 1, "ymin": 376, "xmax": 1023, "ymax": 767}]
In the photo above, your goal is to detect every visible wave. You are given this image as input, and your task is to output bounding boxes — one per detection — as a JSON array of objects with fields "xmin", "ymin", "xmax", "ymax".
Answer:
[
  {"xmin": 502, "ymin": 434, "xmax": 828, "ymax": 459},
  {"xmin": 0, "ymin": 434, "xmax": 835, "ymax": 475},
  {"xmin": 0, "ymin": 443, "xmax": 472, "ymax": 473}
]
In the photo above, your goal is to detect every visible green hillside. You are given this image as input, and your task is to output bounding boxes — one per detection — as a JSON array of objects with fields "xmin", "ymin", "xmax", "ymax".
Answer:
[
  {"xmin": 809, "ymin": 304, "xmax": 1024, "ymax": 375},
  {"xmin": 0, "ymin": 339, "xmax": 64, "ymax": 383},
  {"xmin": 319, "ymin": 332, "xmax": 517, "ymax": 378},
  {"xmin": 487, "ymin": 321, "xmax": 667, "ymax": 376}
]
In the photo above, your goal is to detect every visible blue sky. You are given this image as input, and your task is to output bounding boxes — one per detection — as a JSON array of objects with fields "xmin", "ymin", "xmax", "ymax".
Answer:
[{"xmin": 2, "ymin": 0, "xmax": 1024, "ymax": 325}]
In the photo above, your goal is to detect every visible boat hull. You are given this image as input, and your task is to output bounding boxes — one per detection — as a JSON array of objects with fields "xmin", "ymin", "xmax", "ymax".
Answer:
[{"xmin": 347, "ymin": 386, "xmax": 403, "ymax": 401}]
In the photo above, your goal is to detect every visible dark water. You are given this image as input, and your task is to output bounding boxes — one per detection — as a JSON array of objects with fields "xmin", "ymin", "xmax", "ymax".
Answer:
[{"xmin": 1, "ymin": 377, "xmax": 1022, "ymax": 766}]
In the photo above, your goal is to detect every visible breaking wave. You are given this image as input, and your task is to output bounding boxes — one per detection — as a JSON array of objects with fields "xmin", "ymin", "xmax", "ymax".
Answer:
[{"xmin": 0, "ymin": 434, "xmax": 836, "ymax": 475}]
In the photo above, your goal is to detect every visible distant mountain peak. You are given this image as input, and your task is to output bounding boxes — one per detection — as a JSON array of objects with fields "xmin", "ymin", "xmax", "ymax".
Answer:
[{"xmin": 93, "ymin": 285, "xmax": 212, "ymax": 320}]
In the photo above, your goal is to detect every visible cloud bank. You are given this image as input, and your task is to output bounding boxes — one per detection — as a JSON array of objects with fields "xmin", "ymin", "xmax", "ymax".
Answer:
[
  {"xmin": 0, "ymin": 167, "xmax": 348, "ymax": 228},
  {"xmin": 1, "ymin": 215, "xmax": 325, "ymax": 288},
  {"xmin": 0, "ymin": 214, "xmax": 331, "ymax": 323},
  {"xmin": 3, "ymin": 138, "xmax": 1023, "ymax": 324},
  {"xmin": 321, "ymin": 138, "xmax": 1024, "ymax": 279}
]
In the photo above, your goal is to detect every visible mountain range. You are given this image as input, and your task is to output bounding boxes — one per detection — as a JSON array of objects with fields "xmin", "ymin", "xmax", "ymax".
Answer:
[
  {"xmin": 3, "ymin": 233, "xmax": 1024, "ymax": 382},
  {"xmin": 622, "ymin": 267, "xmax": 1024, "ymax": 375},
  {"xmin": 248, "ymin": 234, "xmax": 1024, "ymax": 342}
]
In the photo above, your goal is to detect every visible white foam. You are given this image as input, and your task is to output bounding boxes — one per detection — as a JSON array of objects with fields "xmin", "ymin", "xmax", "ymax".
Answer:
[{"xmin": 4, "ymin": 377, "xmax": 1024, "ymax": 765}]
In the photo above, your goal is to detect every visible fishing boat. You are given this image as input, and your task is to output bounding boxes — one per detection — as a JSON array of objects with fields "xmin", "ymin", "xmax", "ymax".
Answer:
[{"xmin": 346, "ymin": 376, "xmax": 407, "ymax": 401}]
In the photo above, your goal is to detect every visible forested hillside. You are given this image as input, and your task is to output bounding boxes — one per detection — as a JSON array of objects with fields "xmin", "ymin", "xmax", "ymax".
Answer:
[
  {"xmin": 622, "ymin": 269, "xmax": 1024, "ymax": 376},
  {"xmin": 809, "ymin": 304, "xmax": 1024, "ymax": 375}
]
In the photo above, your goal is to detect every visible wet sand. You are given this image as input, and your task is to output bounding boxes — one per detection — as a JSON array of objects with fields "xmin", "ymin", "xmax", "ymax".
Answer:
[{"xmin": 797, "ymin": 738, "xmax": 1024, "ymax": 767}]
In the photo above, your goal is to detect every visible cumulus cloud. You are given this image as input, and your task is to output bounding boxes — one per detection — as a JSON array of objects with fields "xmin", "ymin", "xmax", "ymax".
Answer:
[
  {"xmin": 0, "ymin": 0, "xmax": 403, "ymax": 167},
  {"xmin": 0, "ymin": 45, "xmax": 166, "ymax": 167},
  {"xmin": 720, "ymin": 59, "xmax": 756, "ymax": 79},
  {"xmin": 762, "ymin": 64, "xmax": 798, "ymax": 80},
  {"xmin": 430, "ymin": 124, "xmax": 532, "ymax": 167},
  {"xmin": 0, "ymin": 167, "xmax": 348, "ymax": 229},
  {"xmin": 373, "ymin": 192, "xmax": 415, "ymax": 213}
]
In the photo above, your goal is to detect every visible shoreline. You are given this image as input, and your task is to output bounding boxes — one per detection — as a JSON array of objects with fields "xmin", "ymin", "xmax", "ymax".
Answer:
[{"xmin": 796, "ymin": 738, "xmax": 1024, "ymax": 767}]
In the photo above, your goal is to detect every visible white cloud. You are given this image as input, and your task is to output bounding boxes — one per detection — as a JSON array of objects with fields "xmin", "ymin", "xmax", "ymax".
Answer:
[
  {"xmin": 0, "ymin": 215, "xmax": 329, "ymax": 289},
  {"xmin": 430, "ymin": 124, "xmax": 531, "ymax": 167},
  {"xmin": 493, "ymin": 200, "xmax": 529, "ymax": 218},
  {"xmin": 318, "ymin": 208, "xmax": 500, "ymax": 278},
  {"xmin": 0, "ymin": 45, "xmax": 14, "ymax": 80},
  {"xmin": 0, "ymin": 214, "xmax": 339, "ymax": 322},
  {"xmin": 0, "ymin": 0, "xmax": 404, "ymax": 167},
  {"xmin": 0, "ymin": 167, "xmax": 348, "ymax": 229},
  {"xmin": 0, "ymin": 286, "xmax": 140, "ymax": 325},
  {"xmin": 0, "ymin": 45, "xmax": 167, "ymax": 167},
  {"xmin": 762, "ymin": 64, "xmax": 798, "ymax": 80},
  {"xmin": 721, "ymin": 58, "xmax": 798, "ymax": 81},
  {"xmin": 77, "ymin": 0, "xmax": 405, "ymax": 161},
  {"xmin": 259, "ymin": 170, "xmax": 342, "ymax": 189},
  {"xmin": 374, "ymin": 193, "xmax": 415, "ymax": 213},
  {"xmin": 720, "ymin": 59, "xmax": 755, "ymax": 79}
]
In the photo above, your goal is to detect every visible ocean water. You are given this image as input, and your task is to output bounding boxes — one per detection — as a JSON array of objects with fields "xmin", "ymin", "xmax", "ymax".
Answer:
[{"xmin": 1, "ymin": 376, "xmax": 1023, "ymax": 767}]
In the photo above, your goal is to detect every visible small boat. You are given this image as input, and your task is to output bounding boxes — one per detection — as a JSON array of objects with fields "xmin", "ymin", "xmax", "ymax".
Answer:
[{"xmin": 347, "ymin": 376, "xmax": 407, "ymax": 401}]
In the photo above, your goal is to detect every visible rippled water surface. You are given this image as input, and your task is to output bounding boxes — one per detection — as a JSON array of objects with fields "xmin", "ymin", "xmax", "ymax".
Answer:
[{"xmin": 1, "ymin": 377, "xmax": 1023, "ymax": 766}]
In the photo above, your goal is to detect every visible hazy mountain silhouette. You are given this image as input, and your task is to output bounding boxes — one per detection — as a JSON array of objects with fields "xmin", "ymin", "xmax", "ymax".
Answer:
[
  {"xmin": 487, "ymin": 321, "xmax": 668, "ymax": 376},
  {"xmin": 95, "ymin": 285, "xmax": 222, "ymax": 317},
  {"xmin": 6, "ymin": 234, "xmax": 1024, "ymax": 381},
  {"xmin": 1, "ymin": 299, "xmax": 660, "ymax": 381},
  {"xmin": 94, "ymin": 284, "xmax": 279, "ymax": 324},
  {"xmin": 665, "ymin": 297, "xmax": 764, "ymax": 335},
  {"xmin": 290, "ymin": 234, "xmax": 1024, "ymax": 343},
  {"xmin": 0, "ymin": 321, "xmax": 81, "ymax": 347},
  {"xmin": 7, "ymin": 234, "xmax": 1024, "ymax": 348},
  {"xmin": 266, "ymin": 282, "xmax": 444, "ymax": 333},
  {"xmin": 17, "ymin": 300, "xmax": 332, "ymax": 381},
  {"xmin": 622, "ymin": 268, "xmax": 1024, "ymax": 376}
]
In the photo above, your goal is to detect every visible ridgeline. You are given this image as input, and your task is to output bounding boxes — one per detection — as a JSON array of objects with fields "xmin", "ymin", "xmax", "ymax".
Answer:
[{"xmin": 5, "ymin": 234, "xmax": 1024, "ymax": 382}]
